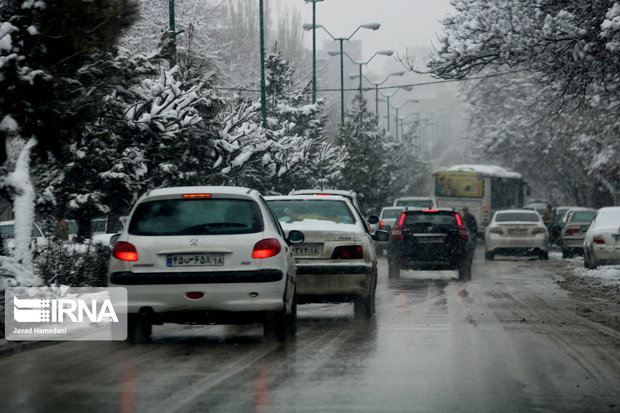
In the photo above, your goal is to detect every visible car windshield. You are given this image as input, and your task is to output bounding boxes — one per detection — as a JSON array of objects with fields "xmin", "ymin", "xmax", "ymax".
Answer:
[
  {"xmin": 495, "ymin": 212, "xmax": 540, "ymax": 222},
  {"xmin": 570, "ymin": 211, "xmax": 596, "ymax": 222},
  {"xmin": 128, "ymin": 198, "xmax": 263, "ymax": 235},
  {"xmin": 381, "ymin": 209, "xmax": 404, "ymax": 219},
  {"xmin": 403, "ymin": 212, "xmax": 456, "ymax": 225},
  {"xmin": 395, "ymin": 199, "xmax": 433, "ymax": 208},
  {"xmin": 267, "ymin": 199, "xmax": 356, "ymax": 225},
  {"xmin": 0, "ymin": 224, "xmax": 42, "ymax": 238}
]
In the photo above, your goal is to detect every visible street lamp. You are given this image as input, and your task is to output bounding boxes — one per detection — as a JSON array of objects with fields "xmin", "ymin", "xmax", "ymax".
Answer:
[
  {"xmin": 334, "ymin": 50, "xmax": 393, "ymax": 103},
  {"xmin": 303, "ymin": 0, "xmax": 324, "ymax": 104},
  {"xmin": 349, "ymin": 71, "xmax": 404, "ymax": 115},
  {"xmin": 304, "ymin": 22, "xmax": 381, "ymax": 124},
  {"xmin": 393, "ymin": 99, "xmax": 419, "ymax": 140},
  {"xmin": 380, "ymin": 86, "xmax": 413, "ymax": 132}
]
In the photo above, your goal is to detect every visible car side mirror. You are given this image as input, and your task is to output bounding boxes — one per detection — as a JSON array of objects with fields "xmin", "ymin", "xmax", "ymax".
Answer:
[
  {"xmin": 109, "ymin": 233, "xmax": 120, "ymax": 247},
  {"xmin": 287, "ymin": 230, "xmax": 304, "ymax": 245},
  {"xmin": 372, "ymin": 230, "xmax": 390, "ymax": 242},
  {"xmin": 367, "ymin": 215, "xmax": 379, "ymax": 225}
]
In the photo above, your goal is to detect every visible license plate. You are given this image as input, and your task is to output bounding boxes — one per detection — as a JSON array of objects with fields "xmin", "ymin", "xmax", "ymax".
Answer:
[
  {"xmin": 292, "ymin": 244, "xmax": 321, "ymax": 256},
  {"xmin": 508, "ymin": 228, "xmax": 527, "ymax": 235},
  {"xmin": 416, "ymin": 237, "xmax": 444, "ymax": 243},
  {"xmin": 166, "ymin": 254, "xmax": 224, "ymax": 267}
]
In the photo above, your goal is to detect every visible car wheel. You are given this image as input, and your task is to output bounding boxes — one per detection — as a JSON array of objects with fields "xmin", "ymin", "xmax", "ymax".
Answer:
[
  {"xmin": 354, "ymin": 292, "xmax": 374, "ymax": 320},
  {"xmin": 458, "ymin": 259, "xmax": 471, "ymax": 281},
  {"xmin": 485, "ymin": 251, "xmax": 494, "ymax": 261},
  {"xmin": 588, "ymin": 251, "xmax": 598, "ymax": 270},
  {"xmin": 264, "ymin": 295, "xmax": 295, "ymax": 341},
  {"xmin": 539, "ymin": 251, "xmax": 549, "ymax": 260},
  {"xmin": 127, "ymin": 315, "xmax": 152, "ymax": 344},
  {"xmin": 286, "ymin": 290, "xmax": 297, "ymax": 336},
  {"xmin": 583, "ymin": 250, "xmax": 590, "ymax": 268},
  {"xmin": 562, "ymin": 249, "xmax": 569, "ymax": 259}
]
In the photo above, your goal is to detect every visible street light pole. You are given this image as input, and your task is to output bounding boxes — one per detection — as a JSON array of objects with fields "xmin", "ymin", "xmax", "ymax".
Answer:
[
  {"xmin": 304, "ymin": 0, "xmax": 324, "ymax": 103},
  {"xmin": 394, "ymin": 99, "xmax": 419, "ymax": 140},
  {"xmin": 259, "ymin": 0, "xmax": 267, "ymax": 126},
  {"xmin": 380, "ymin": 85, "xmax": 413, "ymax": 132},
  {"xmin": 305, "ymin": 22, "xmax": 381, "ymax": 125},
  {"xmin": 349, "ymin": 71, "xmax": 404, "ymax": 116}
]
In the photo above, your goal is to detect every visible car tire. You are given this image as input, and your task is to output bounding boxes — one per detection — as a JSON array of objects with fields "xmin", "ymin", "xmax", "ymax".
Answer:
[
  {"xmin": 583, "ymin": 250, "xmax": 590, "ymax": 268},
  {"xmin": 485, "ymin": 251, "xmax": 494, "ymax": 261},
  {"xmin": 264, "ymin": 294, "xmax": 296, "ymax": 341},
  {"xmin": 562, "ymin": 249, "xmax": 570, "ymax": 259},
  {"xmin": 588, "ymin": 251, "xmax": 598, "ymax": 270},
  {"xmin": 354, "ymin": 292, "xmax": 375, "ymax": 320},
  {"xmin": 539, "ymin": 251, "xmax": 549, "ymax": 260},
  {"xmin": 458, "ymin": 259, "xmax": 471, "ymax": 281},
  {"xmin": 127, "ymin": 315, "xmax": 152, "ymax": 344}
]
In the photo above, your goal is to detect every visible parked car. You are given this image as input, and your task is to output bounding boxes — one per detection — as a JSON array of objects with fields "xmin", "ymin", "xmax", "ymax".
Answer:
[
  {"xmin": 266, "ymin": 194, "xmax": 389, "ymax": 319},
  {"xmin": 376, "ymin": 206, "xmax": 404, "ymax": 254},
  {"xmin": 485, "ymin": 209, "xmax": 549, "ymax": 260},
  {"xmin": 288, "ymin": 189, "xmax": 379, "ymax": 233},
  {"xmin": 107, "ymin": 186, "xmax": 304, "ymax": 342},
  {"xmin": 386, "ymin": 208, "xmax": 473, "ymax": 281},
  {"xmin": 583, "ymin": 206, "xmax": 620, "ymax": 269},
  {"xmin": 559, "ymin": 208, "xmax": 597, "ymax": 258},
  {"xmin": 393, "ymin": 196, "xmax": 436, "ymax": 209},
  {"xmin": 0, "ymin": 220, "xmax": 47, "ymax": 254}
]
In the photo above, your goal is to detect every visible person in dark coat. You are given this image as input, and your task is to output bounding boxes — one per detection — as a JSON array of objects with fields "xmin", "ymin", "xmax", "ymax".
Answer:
[{"xmin": 462, "ymin": 207, "xmax": 478, "ymax": 239}]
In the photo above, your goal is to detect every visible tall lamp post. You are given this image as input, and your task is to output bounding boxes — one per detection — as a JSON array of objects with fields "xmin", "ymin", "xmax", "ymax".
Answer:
[
  {"xmin": 380, "ymin": 86, "xmax": 413, "ymax": 132},
  {"xmin": 303, "ymin": 0, "xmax": 324, "ymax": 103},
  {"xmin": 303, "ymin": 23, "xmax": 381, "ymax": 124},
  {"xmin": 349, "ymin": 71, "xmax": 404, "ymax": 115},
  {"xmin": 393, "ymin": 99, "xmax": 419, "ymax": 140},
  {"xmin": 334, "ymin": 50, "xmax": 393, "ymax": 103}
]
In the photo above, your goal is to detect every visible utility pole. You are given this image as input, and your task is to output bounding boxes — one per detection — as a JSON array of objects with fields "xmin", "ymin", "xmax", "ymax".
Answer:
[{"xmin": 259, "ymin": 0, "xmax": 267, "ymax": 126}]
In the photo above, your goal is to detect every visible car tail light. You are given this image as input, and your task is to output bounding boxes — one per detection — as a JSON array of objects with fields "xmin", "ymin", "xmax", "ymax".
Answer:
[
  {"xmin": 392, "ymin": 225, "xmax": 403, "ymax": 240},
  {"xmin": 457, "ymin": 225, "xmax": 469, "ymax": 240},
  {"xmin": 332, "ymin": 245, "xmax": 364, "ymax": 259},
  {"xmin": 378, "ymin": 220, "xmax": 384, "ymax": 230},
  {"xmin": 455, "ymin": 213, "xmax": 463, "ymax": 226},
  {"xmin": 489, "ymin": 227, "xmax": 504, "ymax": 235},
  {"xmin": 423, "ymin": 209, "xmax": 439, "ymax": 213},
  {"xmin": 113, "ymin": 241, "xmax": 138, "ymax": 261},
  {"xmin": 566, "ymin": 228, "xmax": 580, "ymax": 235},
  {"xmin": 186, "ymin": 292, "xmax": 204, "ymax": 299},
  {"xmin": 532, "ymin": 227, "xmax": 546, "ymax": 235},
  {"xmin": 252, "ymin": 238, "xmax": 281, "ymax": 258},
  {"xmin": 593, "ymin": 235, "xmax": 605, "ymax": 244}
]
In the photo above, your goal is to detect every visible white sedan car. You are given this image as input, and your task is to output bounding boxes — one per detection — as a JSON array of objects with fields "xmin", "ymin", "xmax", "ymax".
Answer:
[
  {"xmin": 108, "ymin": 186, "xmax": 303, "ymax": 342},
  {"xmin": 485, "ymin": 209, "xmax": 549, "ymax": 260},
  {"xmin": 266, "ymin": 195, "xmax": 389, "ymax": 319},
  {"xmin": 583, "ymin": 206, "xmax": 620, "ymax": 269}
]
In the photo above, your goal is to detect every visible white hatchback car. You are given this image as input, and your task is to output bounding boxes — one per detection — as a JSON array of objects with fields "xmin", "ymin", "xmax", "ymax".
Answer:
[
  {"xmin": 266, "ymin": 195, "xmax": 389, "ymax": 319},
  {"xmin": 583, "ymin": 207, "xmax": 620, "ymax": 269},
  {"xmin": 107, "ymin": 186, "xmax": 304, "ymax": 342},
  {"xmin": 485, "ymin": 209, "xmax": 549, "ymax": 260}
]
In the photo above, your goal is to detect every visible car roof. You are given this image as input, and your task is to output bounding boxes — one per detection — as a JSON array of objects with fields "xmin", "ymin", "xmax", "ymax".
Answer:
[
  {"xmin": 495, "ymin": 209, "xmax": 541, "ymax": 214},
  {"xmin": 266, "ymin": 194, "xmax": 352, "ymax": 203},
  {"xmin": 144, "ymin": 186, "xmax": 259, "ymax": 199},
  {"xmin": 394, "ymin": 196, "xmax": 433, "ymax": 200},
  {"xmin": 381, "ymin": 206, "xmax": 405, "ymax": 211},
  {"xmin": 291, "ymin": 189, "xmax": 357, "ymax": 196},
  {"xmin": 404, "ymin": 207, "xmax": 455, "ymax": 213}
]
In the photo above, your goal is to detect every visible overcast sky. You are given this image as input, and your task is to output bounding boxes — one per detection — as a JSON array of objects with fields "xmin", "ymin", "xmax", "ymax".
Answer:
[{"xmin": 281, "ymin": 0, "xmax": 455, "ymax": 58}]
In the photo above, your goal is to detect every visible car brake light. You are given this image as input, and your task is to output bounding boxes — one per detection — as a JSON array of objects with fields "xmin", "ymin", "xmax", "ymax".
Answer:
[
  {"xmin": 392, "ymin": 225, "xmax": 403, "ymax": 241},
  {"xmin": 378, "ymin": 220, "xmax": 384, "ymax": 230},
  {"xmin": 455, "ymin": 213, "xmax": 463, "ymax": 226},
  {"xmin": 397, "ymin": 213, "xmax": 406, "ymax": 226},
  {"xmin": 332, "ymin": 245, "xmax": 364, "ymax": 259},
  {"xmin": 186, "ymin": 292, "xmax": 204, "ymax": 299},
  {"xmin": 113, "ymin": 241, "xmax": 138, "ymax": 261},
  {"xmin": 252, "ymin": 238, "xmax": 281, "ymax": 258},
  {"xmin": 489, "ymin": 227, "xmax": 504, "ymax": 235},
  {"xmin": 313, "ymin": 193, "xmax": 331, "ymax": 196},
  {"xmin": 566, "ymin": 228, "xmax": 580, "ymax": 235},
  {"xmin": 532, "ymin": 227, "xmax": 546, "ymax": 235},
  {"xmin": 458, "ymin": 225, "xmax": 469, "ymax": 240},
  {"xmin": 423, "ymin": 209, "xmax": 439, "ymax": 213},
  {"xmin": 182, "ymin": 193, "xmax": 212, "ymax": 198},
  {"xmin": 593, "ymin": 235, "xmax": 605, "ymax": 244}
]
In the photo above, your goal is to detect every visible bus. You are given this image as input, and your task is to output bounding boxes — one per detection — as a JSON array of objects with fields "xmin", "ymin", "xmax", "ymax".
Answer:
[{"xmin": 432, "ymin": 165, "xmax": 528, "ymax": 233}]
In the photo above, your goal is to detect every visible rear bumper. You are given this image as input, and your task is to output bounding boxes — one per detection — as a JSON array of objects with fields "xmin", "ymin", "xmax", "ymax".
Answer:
[
  {"xmin": 591, "ymin": 245, "xmax": 620, "ymax": 265},
  {"xmin": 561, "ymin": 237, "xmax": 585, "ymax": 250},
  {"xmin": 108, "ymin": 270, "xmax": 287, "ymax": 314},
  {"xmin": 486, "ymin": 236, "xmax": 547, "ymax": 252},
  {"xmin": 295, "ymin": 264, "xmax": 374, "ymax": 301}
]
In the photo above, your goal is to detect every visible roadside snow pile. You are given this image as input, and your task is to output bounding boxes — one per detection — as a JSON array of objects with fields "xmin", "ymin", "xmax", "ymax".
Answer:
[{"xmin": 574, "ymin": 266, "xmax": 620, "ymax": 284}]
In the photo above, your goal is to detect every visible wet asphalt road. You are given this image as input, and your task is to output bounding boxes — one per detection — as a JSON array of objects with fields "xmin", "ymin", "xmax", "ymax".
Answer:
[{"xmin": 1, "ymin": 248, "xmax": 619, "ymax": 413}]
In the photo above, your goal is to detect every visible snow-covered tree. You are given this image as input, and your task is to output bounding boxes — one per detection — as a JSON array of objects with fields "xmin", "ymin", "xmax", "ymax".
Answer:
[{"xmin": 0, "ymin": 0, "xmax": 137, "ymax": 282}]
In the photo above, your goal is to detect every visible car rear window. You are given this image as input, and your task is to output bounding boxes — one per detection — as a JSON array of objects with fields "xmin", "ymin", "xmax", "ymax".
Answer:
[
  {"xmin": 128, "ymin": 198, "xmax": 263, "ymax": 236},
  {"xmin": 395, "ymin": 199, "xmax": 433, "ymax": 208},
  {"xmin": 267, "ymin": 200, "xmax": 356, "ymax": 225},
  {"xmin": 495, "ymin": 212, "xmax": 539, "ymax": 222},
  {"xmin": 403, "ymin": 211, "xmax": 456, "ymax": 226},
  {"xmin": 570, "ymin": 211, "xmax": 596, "ymax": 222},
  {"xmin": 381, "ymin": 209, "xmax": 404, "ymax": 219}
]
